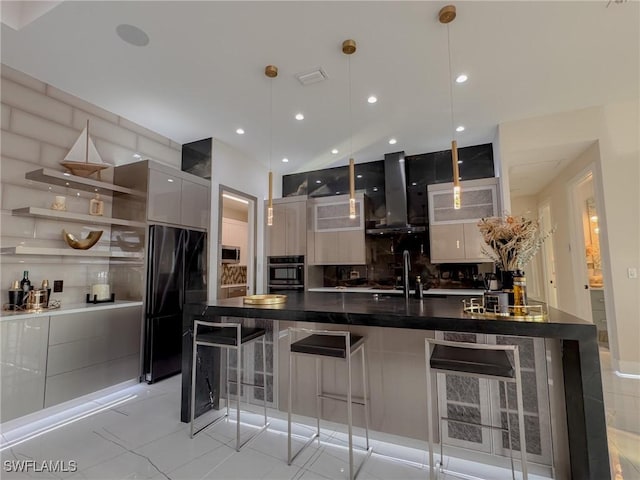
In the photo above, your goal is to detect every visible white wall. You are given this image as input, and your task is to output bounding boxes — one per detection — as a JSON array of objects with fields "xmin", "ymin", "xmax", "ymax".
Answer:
[
  {"xmin": 510, "ymin": 195, "xmax": 544, "ymax": 301},
  {"xmin": 208, "ymin": 139, "xmax": 281, "ymax": 301},
  {"xmin": 499, "ymin": 103, "xmax": 640, "ymax": 374}
]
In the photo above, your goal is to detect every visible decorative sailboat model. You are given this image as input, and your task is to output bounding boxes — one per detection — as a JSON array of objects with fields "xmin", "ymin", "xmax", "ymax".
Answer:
[{"xmin": 60, "ymin": 120, "xmax": 110, "ymax": 178}]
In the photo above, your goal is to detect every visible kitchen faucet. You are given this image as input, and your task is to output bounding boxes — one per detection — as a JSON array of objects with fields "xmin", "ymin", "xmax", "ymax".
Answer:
[{"xmin": 402, "ymin": 250, "xmax": 411, "ymax": 300}]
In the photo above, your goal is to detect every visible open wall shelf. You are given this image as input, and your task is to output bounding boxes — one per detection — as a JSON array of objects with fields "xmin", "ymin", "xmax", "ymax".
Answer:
[
  {"xmin": 25, "ymin": 168, "xmax": 145, "ymax": 198},
  {"xmin": 12, "ymin": 207, "xmax": 147, "ymax": 228}
]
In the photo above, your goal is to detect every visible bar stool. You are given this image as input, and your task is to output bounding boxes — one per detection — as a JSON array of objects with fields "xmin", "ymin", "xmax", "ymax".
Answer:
[
  {"xmin": 190, "ymin": 320, "xmax": 269, "ymax": 451},
  {"xmin": 287, "ymin": 328, "xmax": 373, "ymax": 480},
  {"xmin": 425, "ymin": 338, "xmax": 528, "ymax": 480}
]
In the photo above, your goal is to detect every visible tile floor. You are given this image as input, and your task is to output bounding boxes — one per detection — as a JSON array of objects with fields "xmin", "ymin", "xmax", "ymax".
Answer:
[{"xmin": 0, "ymin": 348, "xmax": 638, "ymax": 480}]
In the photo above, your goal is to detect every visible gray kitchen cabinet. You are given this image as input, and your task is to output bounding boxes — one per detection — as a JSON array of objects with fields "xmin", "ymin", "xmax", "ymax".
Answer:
[
  {"xmin": 435, "ymin": 332, "xmax": 552, "ymax": 467},
  {"xmin": 0, "ymin": 315, "xmax": 50, "ymax": 422},
  {"xmin": 430, "ymin": 223, "xmax": 488, "ymax": 263},
  {"xmin": 428, "ymin": 178, "xmax": 499, "ymax": 264},
  {"xmin": 181, "ymin": 179, "xmax": 210, "ymax": 230},
  {"xmin": 44, "ymin": 305, "xmax": 142, "ymax": 407},
  {"xmin": 266, "ymin": 197, "xmax": 307, "ymax": 257},
  {"xmin": 114, "ymin": 160, "xmax": 210, "ymax": 230},
  {"xmin": 309, "ymin": 194, "xmax": 365, "ymax": 265}
]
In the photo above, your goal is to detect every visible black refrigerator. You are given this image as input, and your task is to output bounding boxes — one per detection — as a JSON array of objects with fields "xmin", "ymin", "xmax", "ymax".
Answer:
[{"xmin": 145, "ymin": 225, "xmax": 207, "ymax": 383}]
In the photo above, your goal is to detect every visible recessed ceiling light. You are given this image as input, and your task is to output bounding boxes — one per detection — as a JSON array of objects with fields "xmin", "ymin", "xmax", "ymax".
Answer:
[
  {"xmin": 457, "ymin": 160, "xmax": 463, "ymax": 164},
  {"xmin": 336, "ymin": 192, "xmax": 340, "ymax": 195},
  {"xmin": 373, "ymin": 187, "xmax": 378, "ymax": 192},
  {"xmin": 331, "ymin": 149, "xmax": 339, "ymax": 155},
  {"xmin": 456, "ymin": 74, "xmax": 468, "ymax": 83},
  {"xmin": 367, "ymin": 96, "xmax": 377, "ymax": 104},
  {"xmin": 236, "ymin": 128, "xmax": 245, "ymax": 135},
  {"xmin": 412, "ymin": 182, "xmax": 417, "ymax": 186},
  {"xmin": 63, "ymin": 173, "xmax": 71, "ymax": 177},
  {"xmin": 167, "ymin": 179, "xmax": 174, "ymax": 183},
  {"xmin": 388, "ymin": 138, "xmax": 397, "ymax": 145},
  {"xmin": 356, "ymin": 174, "xmax": 363, "ymax": 179},
  {"xmin": 315, "ymin": 180, "xmax": 322, "ymax": 184},
  {"xmin": 282, "ymin": 158, "xmax": 289, "ymax": 163},
  {"xmin": 295, "ymin": 113, "xmax": 304, "ymax": 121},
  {"xmin": 456, "ymin": 125, "xmax": 465, "ymax": 132},
  {"xmin": 133, "ymin": 153, "xmax": 142, "ymax": 159},
  {"xmin": 116, "ymin": 24, "xmax": 150, "ymax": 47}
]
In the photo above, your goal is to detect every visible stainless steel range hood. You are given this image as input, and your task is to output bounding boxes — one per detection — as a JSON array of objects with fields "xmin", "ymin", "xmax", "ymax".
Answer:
[{"xmin": 365, "ymin": 151, "xmax": 426, "ymax": 235}]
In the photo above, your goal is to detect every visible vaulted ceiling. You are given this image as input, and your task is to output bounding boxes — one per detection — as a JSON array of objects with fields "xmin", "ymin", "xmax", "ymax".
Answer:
[{"xmin": 2, "ymin": 1, "xmax": 638, "ymax": 195}]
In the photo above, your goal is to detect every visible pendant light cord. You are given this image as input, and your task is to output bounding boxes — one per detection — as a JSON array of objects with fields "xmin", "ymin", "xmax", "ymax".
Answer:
[
  {"xmin": 348, "ymin": 53, "xmax": 353, "ymax": 159},
  {"xmin": 269, "ymin": 77, "xmax": 273, "ymax": 172},
  {"xmin": 447, "ymin": 24, "xmax": 455, "ymax": 140}
]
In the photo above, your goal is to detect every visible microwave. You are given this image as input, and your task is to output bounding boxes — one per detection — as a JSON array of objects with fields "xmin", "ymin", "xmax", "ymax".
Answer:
[
  {"xmin": 268, "ymin": 256, "xmax": 304, "ymax": 291},
  {"xmin": 220, "ymin": 245, "xmax": 241, "ymax": 264}
]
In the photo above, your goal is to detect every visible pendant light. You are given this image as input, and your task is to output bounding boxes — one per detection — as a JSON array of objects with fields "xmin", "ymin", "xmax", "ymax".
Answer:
[
  {"xmin": 439, "ymin": 5, "xmax": 461, "ymax": 210},
  {"xmin": 343, "ymin": 39, "xmax": 357, "ymax": 220},
  {"xmin": 265, "ymin": 64, "xmax": 278, "ymax": 226}
]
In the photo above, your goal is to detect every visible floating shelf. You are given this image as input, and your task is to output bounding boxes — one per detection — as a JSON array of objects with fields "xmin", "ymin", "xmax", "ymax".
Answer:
[
  {"xmin": 1, "ymin": 246, "xmax": 144, "ymax": 259},
  {"xmin": 25, "ymin": 168, "xmax": 145, "ymax": 198},
  {"xmin": 12, "ymin": 207, "xmax": 147, "ymax": 228}
]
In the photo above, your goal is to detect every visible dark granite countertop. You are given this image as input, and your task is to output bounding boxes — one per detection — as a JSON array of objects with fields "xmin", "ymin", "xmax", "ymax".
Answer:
[{"xmin": 205, "ymin": 291, "xmax": 594, "ymax": 341}]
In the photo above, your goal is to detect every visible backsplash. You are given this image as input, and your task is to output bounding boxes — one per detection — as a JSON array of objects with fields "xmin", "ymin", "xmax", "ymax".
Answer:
[
  {"xmin": 322, "ymin": 232, "xmax": 493, "ymax": 289},
  {"xmin": 221, "ymin": 264, "xmax": 247, "ymax": 285}
]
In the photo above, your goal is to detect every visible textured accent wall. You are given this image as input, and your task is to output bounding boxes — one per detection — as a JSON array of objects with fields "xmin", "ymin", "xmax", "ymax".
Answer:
[{"xmin": 0, "ymin": 65, "xmax": 181, "ymax": 306}]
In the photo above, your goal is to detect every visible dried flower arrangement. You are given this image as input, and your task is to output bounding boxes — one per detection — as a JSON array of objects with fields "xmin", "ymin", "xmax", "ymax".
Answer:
[{"xmin": 477, "ymin": 215, "xmax": 554, "ymax": 271}]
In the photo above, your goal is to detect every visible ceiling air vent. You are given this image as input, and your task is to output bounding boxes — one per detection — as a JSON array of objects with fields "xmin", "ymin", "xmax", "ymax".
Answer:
[{"xmin": 295, "ymin": 67, "xmax": 328, "ymax": 86}]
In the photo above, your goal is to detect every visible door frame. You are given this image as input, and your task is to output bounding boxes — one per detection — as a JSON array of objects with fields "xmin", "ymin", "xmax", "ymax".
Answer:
[
  {"xmin": 567, "ymin": 164, "xmax": 596, "ymax": 322},
  {"xmin": 217, "ymin": 185, "xmax": 258, "ymax": 298}
]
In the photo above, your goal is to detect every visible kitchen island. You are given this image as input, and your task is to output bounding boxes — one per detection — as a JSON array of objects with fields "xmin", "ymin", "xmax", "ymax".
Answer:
[{"xmin": 181, "ymin": 292, "xmax": 608, "ymax": 480}]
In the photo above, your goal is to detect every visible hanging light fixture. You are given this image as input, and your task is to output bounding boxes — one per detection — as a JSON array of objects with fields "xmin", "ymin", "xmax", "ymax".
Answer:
[
  {"xmin": 343, "ymin": 39, "xmax": 357, "ymax": 219},
  {"xmin": 439, "ymin": 4, "xmax": 461, "ymax": 210},
  {"xmin": 265, "ymin": 64, "xmax": 278, "ymax": 226}
]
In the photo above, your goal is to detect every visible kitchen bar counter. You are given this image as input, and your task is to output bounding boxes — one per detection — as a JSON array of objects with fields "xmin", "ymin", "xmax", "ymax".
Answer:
[{"xmin": 183, "ymin": 292, "xmax": 608, "ymax": 480}]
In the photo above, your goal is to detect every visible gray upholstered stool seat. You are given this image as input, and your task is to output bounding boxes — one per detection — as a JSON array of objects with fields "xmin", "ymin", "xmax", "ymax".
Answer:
[
  {"xmin": 288, "ymin": 328, "xmax": 372, "ymax": 480},
  {"xmin": 190, "ymin": 320, "xmax": 269, "ymax": 451},
  {"xmin": 425, "ymin": 338, "xmax": 528, "ymax": 480}
]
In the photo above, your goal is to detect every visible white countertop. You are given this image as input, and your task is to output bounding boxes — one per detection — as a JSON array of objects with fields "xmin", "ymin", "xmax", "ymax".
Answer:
[
  {"xmin": 307, "ymin": 287, "xmax": 485, "ymax": 296},
  {"xmin": 0, "ymin": 300, "xmax": 143, "ymax": 322}
]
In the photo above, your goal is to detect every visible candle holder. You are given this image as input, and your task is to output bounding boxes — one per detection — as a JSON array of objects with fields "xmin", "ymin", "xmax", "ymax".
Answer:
[{"xmin": 86, "ymin": 293, "xmax": 115, "ymax": 304}]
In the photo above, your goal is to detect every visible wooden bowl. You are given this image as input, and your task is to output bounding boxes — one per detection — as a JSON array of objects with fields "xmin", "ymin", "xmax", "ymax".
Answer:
[{"xmin": 62, "ymin": 229, "xmax": 103, "ymax": 250}]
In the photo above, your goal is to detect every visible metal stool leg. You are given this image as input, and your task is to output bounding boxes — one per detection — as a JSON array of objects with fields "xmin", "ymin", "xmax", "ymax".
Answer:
[
  {"xmin": 316, "ymin": 357, "xmax": 321, "ymax": 442},
  {"xmin": 425, "ymin": 339, "xmax": 435, "ymax": 480},
  {"xmin": 503, "ymin": 380, "xmax": 516, "ymax": 480},
  {"xmin": 226, "ymin": 348, "xmax": 230, "ymax": 418},
  {"xmin": 361, "ymin": 343, "xmax": 370, "ymax": 450},
  {"xmin": 514, "ymin": 349, "xmax": 528, "ymax": 480},
  {"xmin": 347, "ymin": 333, "xmax": 354, "ymax": 480},
  {"xmin": 262, "ymin": 336, "xmax": 268, "ymax": 426},
  {"xmin": 236, "ymin": 343, "xmax": 242, "ymax": 451},
  {"xmin": 287, "ymin": 330, "xmax": 293, "ymax": 465}
]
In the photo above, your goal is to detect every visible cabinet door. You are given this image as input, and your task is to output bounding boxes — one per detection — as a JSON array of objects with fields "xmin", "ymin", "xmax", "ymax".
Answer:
[
  {"xmin": 181, "ymin": 180, "xmax": 209, "ymax": 229},
  {"xmin": 463, "ymin": 222, "xmax": 487, "ymax": 261},
  {"xmin": 148, "ymin": 169, "xmax": 182, "ymax": 224},
  {"xmin": 286, "ymin": 200, "xmax": 307, "ymax": 256},
  {"xmin": 430, "ymin": 224, "xmax": 465, "ymax": 262},
  {"xmin": 338, "ymin": 230, "xmax": 366, "ymax": 264},
  {"xmin": 267, "ymin": 203, "xmax": 287, "ymax": 257},
  {"xmin": 0, "ymin": 316, "xmax": 49, "ymax": 422},
  {"xmin": 314, "ymin": 231, "xmax": 339, "ymax": 264}
]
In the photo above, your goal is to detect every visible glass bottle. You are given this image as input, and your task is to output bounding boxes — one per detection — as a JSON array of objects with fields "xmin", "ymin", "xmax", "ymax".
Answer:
[
  {"xmin": 512, "ymin": 271, "xmax": 528, "ymax": 316},
  {"xmin": 20, "ymin": 271, "xmax": 31, "ymax": 292}
]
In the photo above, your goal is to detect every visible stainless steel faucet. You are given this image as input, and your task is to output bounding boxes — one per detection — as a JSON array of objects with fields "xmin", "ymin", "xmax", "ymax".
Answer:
[{"xmin": 402, "ymin": 250, "xmax": 411, "ymax": 300}]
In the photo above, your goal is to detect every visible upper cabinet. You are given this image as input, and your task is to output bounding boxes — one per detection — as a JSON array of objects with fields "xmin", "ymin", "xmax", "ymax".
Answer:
[
  {"xmin": 114, "ymin": 161, "xmax": 210, "ymax": 230},
  {"xmin": 308, "ymin": 194, "xmax": 366, "ymax": 265},
  {"xmin": 428, "ymin": 178, "xmax": 499, "ymax": 263},
  {"xmin": 266, "ymin": 197, "xmax": 307, "ymax": 257}
]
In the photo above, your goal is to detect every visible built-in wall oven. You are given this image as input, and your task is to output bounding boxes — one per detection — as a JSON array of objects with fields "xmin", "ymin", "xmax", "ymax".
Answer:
[{"xmin": 268, "ymin": 256, "xmax": 304, "ymax": 293}]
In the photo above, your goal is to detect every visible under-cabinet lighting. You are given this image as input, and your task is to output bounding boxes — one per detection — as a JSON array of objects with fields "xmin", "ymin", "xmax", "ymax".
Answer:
[{"xmin": 222, "ymin": 193, "xmax": 249, "ymax": 205}]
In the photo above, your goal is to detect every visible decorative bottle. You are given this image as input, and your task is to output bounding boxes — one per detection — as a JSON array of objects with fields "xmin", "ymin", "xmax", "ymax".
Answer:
[
  {"xmin": 20, "ymin": 271, "xmax": 31, "ymax": 293},
  {"xmin": 512, "ymin": 271, "xmax": 528, "ymax": 316},
  {"xmin": 89, "ymin": 194, "xmax": 104, "ymax": 216}
]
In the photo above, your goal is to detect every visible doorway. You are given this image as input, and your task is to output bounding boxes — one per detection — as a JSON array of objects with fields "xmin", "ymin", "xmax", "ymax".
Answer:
[
  {"xmin": 539, "ymin": 200, "xmax": 558, "ymax": 309},
  {"xmin": 217, "ymin": 186, "xmax": 257, "ymax": 300},
  {"xmin": 568, "ymin": 167, "xmax": 608, "ymax": 346}
]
